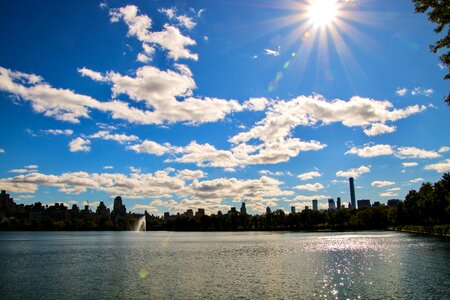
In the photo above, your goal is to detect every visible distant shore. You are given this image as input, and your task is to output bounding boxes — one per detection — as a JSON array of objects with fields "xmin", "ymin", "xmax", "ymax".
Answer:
[{"xmin": 388, "ymin": 225, "xmax": 450, "ymax": 237}]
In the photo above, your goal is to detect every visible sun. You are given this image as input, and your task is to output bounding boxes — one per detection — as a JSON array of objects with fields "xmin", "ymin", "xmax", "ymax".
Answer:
[{"xmin": 307, "ymin": 0, "xmax": 338, "ymax": 27}]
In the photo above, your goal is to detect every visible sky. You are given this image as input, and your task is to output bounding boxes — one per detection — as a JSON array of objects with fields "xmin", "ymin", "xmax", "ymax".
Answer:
[{"xmin": 0, "ymin": 0, "xmax": 449, "ymax": 215}]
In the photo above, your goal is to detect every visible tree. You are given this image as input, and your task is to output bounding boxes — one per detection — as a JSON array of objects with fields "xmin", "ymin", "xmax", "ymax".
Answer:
[{"xmin": 413, "ymin": 0, "xmax": 450, "ymax": 104}]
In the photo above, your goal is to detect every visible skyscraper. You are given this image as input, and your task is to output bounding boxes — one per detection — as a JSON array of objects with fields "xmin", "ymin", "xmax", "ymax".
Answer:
[
  {"xmin": 312, "ymin": 199, "xmax": 318, "ymax": 211},
  {"xmin": 336, "ymin": 197, "xmax": 341, "ymax": 210},
  {"xmin": 240, "ymin": 202, "xmax": 247, "ymax": 215},
  {"xmin": 349, "ymin": 177, "xmax": 356, "ymax": 209},
  {"xmin": 328, "ymin": 198, "xmax": 336, "ymax": 211}
]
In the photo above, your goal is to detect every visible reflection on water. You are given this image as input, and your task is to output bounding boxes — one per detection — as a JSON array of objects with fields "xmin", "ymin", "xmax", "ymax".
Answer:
[{"xmin": 0, "ymin": 231, "xmax": 449, "ymax": 299}]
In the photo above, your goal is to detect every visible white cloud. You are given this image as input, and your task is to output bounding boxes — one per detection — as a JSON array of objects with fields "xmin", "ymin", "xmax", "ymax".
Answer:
[
  {"xmin": 176, "ymin": 169, "xmax": 206, "ymax": 180},
  {"xmin": 176, "ymin": 15, "xmax": 196, "ymax": 30},
  {"xmin": 396, "ymin": 147, "xmax": 440, "ymax": 159},
  {"xmin": 363, "ymin": 123, "xmax": 396, "ymax": 136},
  {"xmin": 411, "ymin": 87, "xmax": 433, "ymax": 97},
  {"xmin": 103, "ymin": 166, "xmax": 114, "ymax": 170},
  {"xmin": 438, "ymin": 63, "xmax": 445, "ymax": 69},
  {"xmin": 42, "ymin": 129, "xmax": 73, "ymax": 136},
  {"xmin": 297, "ymin": 171, "xmax": 322, "ymax": 180},
  {"xmin": 0, "ymin": 66, "xmax": 99, "ymax": 123},
  {"xmin": 111, "ymin": 5, "xmax": 198, "ymax": 61},
  {"xmin": 294, "ymin": 183, "xmax": 324, "ymax": 191},
  {"xmin": 402, "ymin": 162, "xmax": 418, "ymax": 168},
  {"xmin": 89, "ymin": 130, "xmax": 139, "ymax": 144},
  {"xmin": 242, "ymin": 97, "xmax": 269, "ymax": 111},
  {"xmin": 9, "ymin": 169, "xmax": 29, "ymax": 174},
  {"xmin": 438, "ymin": 146, "xmax": 450, "ymax": 153},
  {"xmin": 0, "ymin": 66, "xmax": 249, "ymax": 126},
  {"xmin": 69, "ymin": 137, "xmax": 91, "ymax": 152},
  {"xmin": 424, "ymin": 159, "xmax": 450, "ymax": 173},
  {"xmin": 0, "ymin": 148, "xmax": 5, "ymax": 154},
  {"xmin": 230, "ymin": 95, "xmax": 426, "ymax": 144},
  {"xmin": 158, "ymin": 7, "xmax": 176, "ymax": 19},
  {"xmin": 169, "ymin": 138, "xmax": 326, "ymax": 168},
  {"xmin": 371, "ymin": 180, "xmax": 395, "ymax": 188},
  {"xmin": 25, "ymin": 165, "xmax": 38, "ymax": 169},
  {"xmin": 346, "ymin": 144, "xmax": 394, "ymax": 158},
  {"xmin": 131, "ymin": 204, "xmax": 159, "ymax": 213},
  {"xmin": 386, "ymin": 187, "xmax": 401, "ymax": 191},
  {"xmin": 78, "ymin": 67, "xmax": 108, "ymax": 82},
  {"xmin": 264, "ymin": 47, "xmax": 280, "ymax": 56},
  {"xmin": 127, "ymin": 140, "xmax": 171, "ymax": 156},
  {"xmin": 258, "ymin": 170, "xmax": 288, "ymax": 176},
  {"xmin": 136, "ymin": 52, "xmax": 151, "ymax": 63},
  {"xmin": 380, "ymin": 191, "xmax": 398, "ymax": 197},
  {"xmin": 294, "ymin": 194, "xmax": 330, "ymax": 201},
  {"xmin": 191, "ymin": 176, "xmax": 293, "ymax": 202},
  {"xmin": 395, "ymin": 87, "xmax": 408, "ymax": 96},
  {"xmin": 410, "ymin": 177, "xmax": 424, "ymax": 183},
  {"xmin": 336, "ymin": 165, "xmax": 371, "ymax": 178}
]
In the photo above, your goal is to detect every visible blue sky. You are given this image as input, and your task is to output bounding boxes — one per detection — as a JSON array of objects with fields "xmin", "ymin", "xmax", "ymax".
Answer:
[{"xmin": 0, "ymin": 0, "xmax": 449, "ymax": 214}]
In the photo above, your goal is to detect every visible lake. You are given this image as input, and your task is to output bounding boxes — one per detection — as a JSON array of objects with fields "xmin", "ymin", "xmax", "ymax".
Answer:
[{"xmin": 0, "ymin": 231, "xmax": 449, "ymax": 299}]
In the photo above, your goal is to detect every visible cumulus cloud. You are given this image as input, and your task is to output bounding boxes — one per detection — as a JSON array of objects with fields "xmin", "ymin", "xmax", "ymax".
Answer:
[
  {"xmin": 0, "ymin": 66, "xmax": 250, "ymax": 126},
  {"xmin": 371, "ymin": 180, "xmax": 395, "ymax": 188},
  {"xmin": 297, "ymin": 171, "xmax": 322, "ymax": 180},
  {"xmin": 0, "ymin": 171, "xmax": 294, "ymax": 215},
  {"xmin": 230, "ymin": 95, "xmax": 426, "ymax": 144},
  {"xmin": 293, "ymin": 183, "xmax": 324, "ymax": 191},
  {"xmin": 131, "ymin": 204, "xmax": 159, "ymax": 213},
  {"xmin": 190, "ymin": 176, "xmax": 293, "ymax": 202},
  {"xmin": 345, "ymin": 144, "xmax": 394, "ymax": 158},
  {"xmin": 168, "ymin": 138, "xmax": 326, "ymax": 168},
  {"xmin": 127, "ymin": 140, "xmax": 171, "ymax": 156},
  {"xmin": 395, "ymin": 87, "xmax": 408, "ymax": 96},
  {"xmin": 424, "ymin": 159, "xmax": 450, "ymax": 173},
  {"xmin": 346, "ymin": 144, "xmax": 442, "ymax": 160},
  {"xmin": 336, "ymin": 165, "xmax": 371, "ymax": 178},
  {"xmin": 363, "ymin": 123, "xmax": 396, "ymax": 136},
  {"xmin": 0, "ymin": 66, "xmax": 99, "ymax": 123},
  {"xmin": 176, "ymin": 169, "xmax": 206, "ymax": 180},
  {"xmin": 176, "ymin": 15, "xmax": 196, "ymax": 30},
  {"xmin": 396, "ymin": 147, "xmax": 440, "ymax": 159},
  {"xmin": 438, "ymin": 146, "xmax": 450, "ymax": 153},
  {"xmin": 158, "ymin": 7, "xmax": 176, "ymax": 19},
  {"xmin": 294, "ymin": 194, "xmax": 330, "ymax": 201},
  {"xmin": 89, "ymin": 130, "xmax": 139, "ymax": 144},
  {"xmin": 69, "ymin": 137, "xmax": 91, "ymax": 152},
  {"xmin": 78, "ymin": 67, "xmax": 108, "ymax": 82},
  {"xmin": 110, "ymin": 5, "xmax": 198, "ymax": 61}
]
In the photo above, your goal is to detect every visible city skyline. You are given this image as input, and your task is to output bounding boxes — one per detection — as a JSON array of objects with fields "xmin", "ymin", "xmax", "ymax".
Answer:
[{"xmin": 0, "ymin": 0, "xmax": 449, "ymax": 215}]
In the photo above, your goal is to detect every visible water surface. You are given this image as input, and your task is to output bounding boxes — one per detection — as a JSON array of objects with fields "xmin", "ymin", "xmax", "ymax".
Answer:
[{"xmin": 0, "ymin": 231, "xmax": 449, "ymax": 299}]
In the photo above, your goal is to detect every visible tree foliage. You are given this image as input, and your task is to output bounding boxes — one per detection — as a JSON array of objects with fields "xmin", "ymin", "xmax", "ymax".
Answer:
[{"xmin": 413, "ymin": 0, "xmax": 450, "ymax": 104}]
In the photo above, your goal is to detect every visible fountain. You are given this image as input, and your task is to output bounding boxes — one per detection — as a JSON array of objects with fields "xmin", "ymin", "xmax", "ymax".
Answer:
[{"xmin": 134, "ymin": 215, "xmax": 146, "ymax": 232}]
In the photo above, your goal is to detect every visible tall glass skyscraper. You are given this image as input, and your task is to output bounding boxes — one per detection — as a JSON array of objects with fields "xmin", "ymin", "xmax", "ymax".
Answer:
[{"xmin": 349, "ymin": 177, "xmax": 356, "ymax": 209}]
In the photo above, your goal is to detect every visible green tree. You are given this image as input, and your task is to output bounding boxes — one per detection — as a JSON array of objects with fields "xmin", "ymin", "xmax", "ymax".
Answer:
[{"xmin": 413, "ymin": 0, "xmax": 450, "ymax": 104}]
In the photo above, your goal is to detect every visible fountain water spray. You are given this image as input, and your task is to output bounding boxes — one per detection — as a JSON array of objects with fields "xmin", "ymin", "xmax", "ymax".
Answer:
[{"xmin": 134, "ymin": 215, "xmax": 146, "ymax": 232}]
